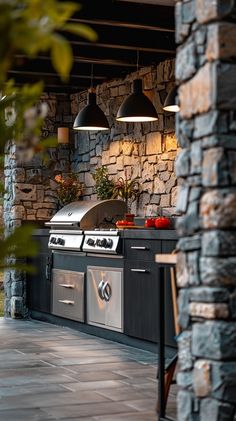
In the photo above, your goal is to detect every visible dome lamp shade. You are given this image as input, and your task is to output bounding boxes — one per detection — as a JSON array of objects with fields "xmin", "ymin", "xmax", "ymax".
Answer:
[
  {"xmin": 116, "ymin": 79, "xmax": 158, "ymax": 122},
  {"xmin": 163, "ymin": 86, "xmax": 180, "ymax": 113},
  {"xmin": 73, "ymin": 91, "xmax": 109, "ymax": 131}
]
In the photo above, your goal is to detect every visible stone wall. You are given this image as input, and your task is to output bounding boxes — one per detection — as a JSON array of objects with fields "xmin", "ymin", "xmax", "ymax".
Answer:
[
  {"xmin": 4, "ymin": 93, "xmax": 72, "ymax": 318},
  {"xmin": 3, "ymin": 59, "xmax": 178, "ymax": 318},
  {"xmin": 175, "ymin": 0, "xmax": 236, "ymax": 419},
  {"xmin": 71, "ymin": 60, "xmax": 179, "ymax": 216}
]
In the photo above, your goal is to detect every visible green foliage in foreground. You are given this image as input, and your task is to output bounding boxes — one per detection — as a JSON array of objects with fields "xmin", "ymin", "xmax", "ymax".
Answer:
[
  {"xmin": 0, "ymin": 0, "xmax": 97, "ymax": 274},
  {"xmin": 0, "ymin": 290, "xmax": 4, "ymax": 317},
  {"xmin": 0, "ymin": 225, "xmax": 39, "ymax": 272}
]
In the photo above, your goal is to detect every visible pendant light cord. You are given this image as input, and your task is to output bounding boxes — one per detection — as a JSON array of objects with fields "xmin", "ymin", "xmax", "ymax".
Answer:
[
  {"xmin": 136, "ymin": 50, "xmax": 139, "ymax": 73},
  {"xmin": 91, "ymin": 63, "xmax": 94, "ymax": 90}
]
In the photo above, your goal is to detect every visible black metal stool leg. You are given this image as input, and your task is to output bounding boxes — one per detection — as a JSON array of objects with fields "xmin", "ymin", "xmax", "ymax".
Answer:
[{"xmin": 158, "ymin": 267, "xmax": 165, "ymax": 420}]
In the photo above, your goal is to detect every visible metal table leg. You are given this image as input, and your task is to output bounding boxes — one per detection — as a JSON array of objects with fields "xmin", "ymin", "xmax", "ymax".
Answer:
[
  {"xmin": 158, "ymin": 266, "xmax": 165, "ymax": 420},
  {"xmin": 157, "ymin": 266, "xmax": 174, "ymax": 421}
]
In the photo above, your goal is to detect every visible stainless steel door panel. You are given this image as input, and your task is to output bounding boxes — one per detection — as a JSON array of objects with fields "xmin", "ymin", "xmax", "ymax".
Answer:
[
  {"xmin": 52, "ymin": 269, "xmax": 84, "ymax": 322},
  {"xmin": 87, "ymin": 266, "xmax": 123, "ymax": 332},
  {"xmin": 105, "ymin": 272, "xmax": 122, "ymax": 329},
  {"xmin": 87, "ymin": 268, "xmax": 106, "ymax": 326}
]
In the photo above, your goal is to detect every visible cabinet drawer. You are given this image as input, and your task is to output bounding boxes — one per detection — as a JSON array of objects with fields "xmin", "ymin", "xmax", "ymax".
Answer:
[
  {"xmin": 124, "ymin": 239, "xmax": 161, "ymax": 261},
  {"xmin": 52, "ymin": 269, "xmax": 84, "ymax": 322}
]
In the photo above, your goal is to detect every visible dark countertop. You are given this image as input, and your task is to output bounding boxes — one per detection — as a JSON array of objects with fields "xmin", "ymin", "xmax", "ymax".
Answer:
[
  {"xmin": 120, "ymin": 228, "xmax": 178, "ymax": 240},
  {"xmin": 32, "ymin": 226, "xmax": 178, "ymax": 240}
]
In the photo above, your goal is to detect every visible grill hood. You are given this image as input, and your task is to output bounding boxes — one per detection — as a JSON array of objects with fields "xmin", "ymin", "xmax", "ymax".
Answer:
[{"xmin": 45, "ymin": 199, "xmax": 127, "ymax": 229}]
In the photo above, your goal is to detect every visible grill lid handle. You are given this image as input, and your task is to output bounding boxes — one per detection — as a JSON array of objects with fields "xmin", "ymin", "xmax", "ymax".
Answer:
[{"xmin": 45, "ymin": 222, "xmax": 78, "ymax": 226}]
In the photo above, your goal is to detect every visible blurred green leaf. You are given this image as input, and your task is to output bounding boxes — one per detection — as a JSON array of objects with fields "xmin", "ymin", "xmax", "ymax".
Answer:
[
  {"xmin": 51, "ymin": 33, "xmax": 73, "ymax": 82},
  {"xmin": 63, "ymin": 23, "xmax": 97, "ymax": 42},
  {"xmin": 0, "ymin": 225, "xmax": 39, "ymax": 261}
]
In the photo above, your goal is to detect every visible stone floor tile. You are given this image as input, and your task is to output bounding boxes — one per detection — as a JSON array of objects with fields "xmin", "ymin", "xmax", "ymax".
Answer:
[
  {"xmin": 96, "ymin": 385, "xmax": 154, "ymax": 402},
  {"xmin": 44, "ymin": 401, "xmax": 139, "ymax": 419},
  {"xmin": 62, "ymin": 379, "xmax": 124, "ymax": 392},
  {"xmin": 68, "ymin": 370, "xmax": 128, "ymax": 382},
  {"xmin": 0, "ymin": 390, "xmax": 109, "ymax": 411},
  {"xmin": 0, "ymin": 318, "xmax": 177, "ymax": 420},
  {"xmin": 0, "ymin": 383, "xmax": 69, "ymax": 398},
  {"xmin": 0, "ymin": 408, "xmax": 54, "ymax": 421},
  {"xmin": 94, "ymin": 410, "xmax": 157, "ymax": 420}
]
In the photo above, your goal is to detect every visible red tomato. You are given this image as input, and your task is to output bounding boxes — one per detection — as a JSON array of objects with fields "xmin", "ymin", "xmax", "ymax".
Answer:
[
  {"xmin": 155, "ymin": 217, "xmax": 171, "ymax": 229},
  {"xmin": 125, "ymin": 221, "xmax": 135, "ymax": 226},
  {"xmin": 116, "ymin": 220, "xmax": 135, "ymax": 227},
  {"xmin": 145, "ymin": 218, "xmax": 156, "ymax": 228},
  {"xmin": 116, "ymin": 220, "xmax": 126, "ymax": 226}
]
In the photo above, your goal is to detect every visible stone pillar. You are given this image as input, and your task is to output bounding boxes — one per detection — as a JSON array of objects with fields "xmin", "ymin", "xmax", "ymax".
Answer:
[
  {"xmin": 3, "ymin": 94, "xmax": 71, "ymax": 318},
  {"xmin": 175, "ymin": 0, "xmax": 236, "ymax": 419}
]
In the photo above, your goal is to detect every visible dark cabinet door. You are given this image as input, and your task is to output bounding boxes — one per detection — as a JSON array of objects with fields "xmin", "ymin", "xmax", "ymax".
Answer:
[
  {"xmin": 124, "ymin": 242, "xmax": 177, "ymax": 345},
  {"xmin": 124, "ymin": 260, "xmax": 159, "ymax": 342},
  {"xmin": 27, "ymin": 233, "xmax": 52, "ymax": 313}
]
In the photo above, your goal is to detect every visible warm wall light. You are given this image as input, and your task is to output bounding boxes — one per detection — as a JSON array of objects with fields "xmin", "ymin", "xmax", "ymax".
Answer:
[
  {"xmin": 163, "ymin": 86, "xmax": 180, "ymax": 113},
  {"xmin": 116, "ymin": 78, "xmax": 158, "ymax": 122},
  {"xmin": 57, "ymin": 127, "xmax": 69, "ymax": 144},
  {"xmin": 73, "ymin": 90, "xmax": 109, "ymax": 131}
]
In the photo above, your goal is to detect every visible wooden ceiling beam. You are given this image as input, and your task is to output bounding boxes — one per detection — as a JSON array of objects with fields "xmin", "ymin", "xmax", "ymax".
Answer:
[
  {"xmin": 76, "ymin": 0, "xmax": 174, "ymax": 30},
  {"xmin": 8, "ymin": 70, "xmax": 106, "ymax": 81},
  {"xmin": 70, "ymin": 41, "xmax": 175, "ymax": 55},
  {"xmin": 69, "ymin": 18, "xmax": 174, "ymax": 33}
]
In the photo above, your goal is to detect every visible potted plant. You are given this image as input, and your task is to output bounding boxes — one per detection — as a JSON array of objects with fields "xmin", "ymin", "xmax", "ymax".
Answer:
[
  {"xmin": 92, "ymin": 166, "xmax": 115, "ymax": 200},
  {"xmin": 112, "ymin": 169, "xmax": 140, "ymax": 216},
  {"xmin": 54, "ymin": 173, "xmax": 83, "ymax": 207}
]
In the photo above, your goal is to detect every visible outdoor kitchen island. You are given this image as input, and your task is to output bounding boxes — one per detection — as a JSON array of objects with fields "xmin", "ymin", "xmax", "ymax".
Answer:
[{"xmin": 27, "ymin": 220, "xmax": 177, "ymax": 353}]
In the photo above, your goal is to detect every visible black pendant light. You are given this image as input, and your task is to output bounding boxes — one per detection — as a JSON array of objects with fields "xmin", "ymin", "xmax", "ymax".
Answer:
[
  {"xmin": 73, "ymin": 65, "xmax": 109, "ymax": 131},
  {"xmin": 163, "ymin": 86, "xmax": 180, "ymax": 113},
  {"xmin": 73, "ymin": 90, "xmax": 109, "ymax": 131},
  {"xmin": 116, "ymin": 78, "xmax": 158, "ymax": 122},
  {"xmin": 116, "ymin": 51, "xmax": 158, "ymax": 123}
]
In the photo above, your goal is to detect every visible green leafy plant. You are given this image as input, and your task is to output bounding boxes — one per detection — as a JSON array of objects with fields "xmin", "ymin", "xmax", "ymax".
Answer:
[
  {"xmin": 54, "ymin": 173, "xmax": 83, "ymax": 206},
  {"xmin": 92, "ymin": 166, "xmax": 115, "ymax": 200}
]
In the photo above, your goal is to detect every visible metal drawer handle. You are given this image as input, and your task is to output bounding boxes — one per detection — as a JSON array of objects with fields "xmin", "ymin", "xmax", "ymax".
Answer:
[
  {"xmin": 97, "ymin": 280, "xmax": 112, "ymax": 301},
  {"xmin": 102, "ymin": 281, "xmax": 112, "ymax": 302},
  {"xmin": 98, "ymin": 280, "xmax": 105, "ymax": 299},
  {"xmin": 130, "ymin": 269, "xmax": 149, "ymax": 273},
  {"xmin": 59, "ymin": 283, "xmax": 75, "ymax": 289},
  {"xmin": 58, "ymin": 299, "xmax": 74, "ymax": 305},
  {"xmin": 130, "ymin": 246, "xmax": 149, "ymax": 250}
]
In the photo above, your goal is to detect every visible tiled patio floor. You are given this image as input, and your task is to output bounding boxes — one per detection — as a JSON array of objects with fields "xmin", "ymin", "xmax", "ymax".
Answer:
[{"xmin": 0, "ymin": 318, "xmax": 178, "ymax": 420}]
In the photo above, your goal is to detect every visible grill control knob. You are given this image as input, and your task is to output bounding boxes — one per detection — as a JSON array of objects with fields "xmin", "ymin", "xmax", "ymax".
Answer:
[
  {"xmin": 100, "ymin": 238, "xmax": 107, "ymax": 248},
  {"xmin": 50, "ymin": 237, "xmax": 56, "ymax": 244},
  {"xmin": 57, "ymin": 238, "xmax": 65, "ymax": 246},
  {"xmin": 96, "ymin": 239, "xmax": 101, "ymax": 247},
  {"xmin": 87, "ymin": 238, "xmax": 95, "ymax": 246},
  {"xmin": 106, "ymin": 238, "xmax": 113, "ymax": 249}
]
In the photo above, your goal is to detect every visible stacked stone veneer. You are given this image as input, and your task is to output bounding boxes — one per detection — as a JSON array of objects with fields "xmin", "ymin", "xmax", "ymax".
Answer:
[
  {"xmin": 71, "ymin": 60, "xmax": 179, "ymax": 216},
  {"xmin": 4, "ymin": 93, "xmax": 72, "ymax": 318},
  {"xmin": 175, "ymin": 0, "xmax": 236, "ymax": 419}
]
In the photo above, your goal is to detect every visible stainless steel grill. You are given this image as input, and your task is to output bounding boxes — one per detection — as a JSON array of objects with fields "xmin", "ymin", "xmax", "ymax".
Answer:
[
  {"xmin": 46, "ymin": 199, "xmax": 126, "ymax": 254},
  {"xmin": 46, "ymin": 199, "xmax": 126, "ymax": 328}
]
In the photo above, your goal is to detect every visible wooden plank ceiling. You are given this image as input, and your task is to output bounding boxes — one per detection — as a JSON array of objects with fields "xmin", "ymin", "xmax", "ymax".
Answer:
[{"xmin": 10, "ymin": 0, "xmax": 175, "ymax": 94}]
